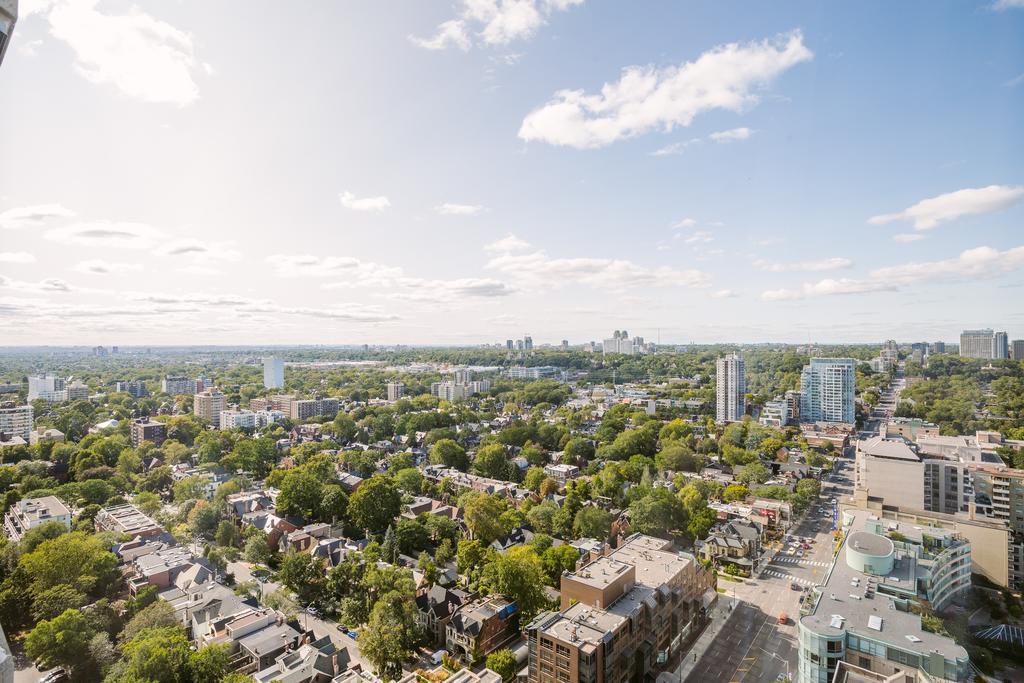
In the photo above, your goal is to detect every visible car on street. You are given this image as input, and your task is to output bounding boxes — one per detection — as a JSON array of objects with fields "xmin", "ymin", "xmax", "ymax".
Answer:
[
  {"xmin": 790, "ymin": 582, "xmax": 801, "ymax": 590},
  {"xmin": 39, "ymin": 670, "xmax": 69, "ymax": 683}
]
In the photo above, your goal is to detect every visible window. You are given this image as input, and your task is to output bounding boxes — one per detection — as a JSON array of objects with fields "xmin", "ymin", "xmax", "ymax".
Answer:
[
  {"xmin": 859, "ymin": 657, "xmax": 871, "ymax": 669},
  {"xmin": 827, "ymin": 641, "xmax": 842, "ymax": 653}
]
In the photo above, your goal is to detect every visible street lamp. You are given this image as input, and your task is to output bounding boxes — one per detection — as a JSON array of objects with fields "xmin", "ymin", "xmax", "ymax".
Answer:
[{"xmin": 759, "ymin": 647, "xmax": 791, "ymax": 682}]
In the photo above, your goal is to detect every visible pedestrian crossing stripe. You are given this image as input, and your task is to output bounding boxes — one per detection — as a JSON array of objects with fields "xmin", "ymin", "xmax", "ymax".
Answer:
[
  {"xmin": 770, "ymin": 557, "xmax": 829, "ymax": 567},
  {"xmin": 761, "ymin": 569, "xmax": 816, "ymax": 586}
]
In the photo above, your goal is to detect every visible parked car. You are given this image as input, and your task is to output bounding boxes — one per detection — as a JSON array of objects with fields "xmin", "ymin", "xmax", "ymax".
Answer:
[
  {"xmin": 777, "ymin": 613, "xmax": 789, "ymax": 625},
  {"xmin": 430, "ymin": 650, "xmax": 448, "ymax": 666},
  {"xmin": 39, "ymin": 670, "xmax": 69, "ymax": 683},
  {"xmin": 790, "ymin": 582, "xmax": 801, "ymax": 591}
]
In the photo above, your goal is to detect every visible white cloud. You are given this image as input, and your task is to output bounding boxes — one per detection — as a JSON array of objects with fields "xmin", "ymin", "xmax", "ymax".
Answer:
[
  {"xmin": 0, "ymin": 203, "xmax": 75, "ymax": 230},
  {"xmin": 1005, "ymin": 72, "xmax": 1024, "ymax": 88},
  {"xmin": 387, "ymin": 277, "xmax": 517, "ymax": 303},
  {"xmin": 753, "ymin": 257, "xmax": 853, "ymax": 272},
  {"xmin": 650, "ymin": 139, "xmax": 700, "ymax": 156},
  {"xmin": 44, "ymin": 220, "xmax": 164, "ymax": 249},
  {"xmin": 339, "ymin": 191, "xmax": 391, "ymax": 212},
  {"xmin": 156, "ymin": 239, "xmax": 242, "ymax": 263},
  {"xmin": 411, "ymin": 0, "xmax": 583, "ymax": 51},
  {"xmin": 435, "ymin": 202, "xmax": 486, "ymax": 216},
  {"xmin": 518, "ymin": 30, "xmax": 811, "ymax": 149},
  {"xmin": 711, "ymin": 289, "xmax": 738, "ymax": 299},
  {"xmin": 0, "ymin": 276, "xmax": 74, "ymax": 293},
  {"xmin": 993, "ymin": 0, "xmax": 1024, "ymax": 9},
  {"xmin": 486, "ymin": 244, "xmax": 709, "ymax": 289},
  {"xmin": 46, "ymin": 0, "xmax": 204, "ymax": 106},
  {"xmin": 74, "ymin": 259, "xmax": 141, "ymax": 274},
  {"xmin": 484, "ymin": 234, "xmax": 532, "ymax": 252},
  {"xmin": 267, "ymin": 254, "xmax": 403, "ymax": 284},
  {"xmin": 671, "ymin": 218, "xmax": 697, "ymax": 229},
  {"xmin": 0, "ymin": 252, "xmax": 37, "ymax": 264},
  {"xmin": 761, "ymin": 245, "xmax": 1024, "ymax": 301},
  {"xmin": 868, "ymin": 185, "xmax": 1024, "ymax": 230},
  {"xmin": 682, "ymin": 230, "xmax": 714, "ymax": 244},
  {"xmin": 17, "ymin": 39, "xmax": 44, "ymax": 57},
  {"xmin": 709, "ymin": 127, "xmax": 754, "ymax": 143},
  {"xmin": 893, "ymin": 233, "xmax": 925, "ymax": 243}
]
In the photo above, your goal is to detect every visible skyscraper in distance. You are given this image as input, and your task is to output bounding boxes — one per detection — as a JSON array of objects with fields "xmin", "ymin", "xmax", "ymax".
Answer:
[
  {"xmin": 994, "ymin": 332, "xmax": 1009, "ymax": 360},
  {"xmin": 800, "ymin": 358, "xmax": 856, "ymax": 424},
  {"xmin": 263, "ymin": 357, "xmax": 284, "ymax": 389},
  {"xmin": 0, "ymin": 0, "xmax": 16, "ymax": 70},
  {"xmin": 716, "ymin": 353, "xmax": 746, "ymax": 423}
]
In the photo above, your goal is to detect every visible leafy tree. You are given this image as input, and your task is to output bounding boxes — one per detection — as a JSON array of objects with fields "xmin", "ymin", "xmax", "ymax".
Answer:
[
  {"xmin": 464, "ymin": 494, "xmax": 506, "ymax": 544},
  {"xmin": 686, "ymin": 507, "xmax": 717, "ymax": 540},
  {"xmin": 119, "ymin": 626, "xmax": 191, "ymax": 682},
  {"xmin": 120, "ymin": 600, "xmax": 178, "ymax": 642},
  {"xmin": 481, "ymin": 546, "xmax": 549, "ymax": 621},
  {"xmin": 486, "ymin": 649, "xmax": 518, "ymax": 681},
  {"xmin": 430, "ymin": 439, "xmax": 469, "ymax": 471},
  {"xmin": 279, "ymin": 552, "xmax": 327, "ymax": 606},
  {"xmin": 18, "ymin": 519, "xmax": 69, "ymax": 553},
  {"xmin": 133, "ymin": 491, "xmax": 162, "ymax": 517},
  {"xmin": 393, "ymin": 467, "xmax": 423, "ymax": 495},
  {"xmin": 358, "ymin": 591, "xmax": 419, "ymax": 678},
  {"xmin": 88, "ymin": 632, "xmax": 118, "ymax": 677},
  {"xmin": 563, "ymin": 437, "xmax": 595, "ymax": 464},
  {"xmin": 276, "ymin": 469, "xmax": 324, "ymax": 519},
  {"xmin": 526, "ymin": 502, "xmax": 557, "ymax": 535},
  {"xmin": 321, "ymin": 484, "xmax": 349, "ymax": 523},
  {"xmin": 395, "ymin": 519, "xmax": 430, "ymax": 556},
  {"xmin": 25, "ymin": 609, "xmax": 95, "ymax": 672},
  {"xmin": 723, "ymin": 484, "xmax": 749, "ymax": 502},
  {"xmin": 243, "ymin": 533, "xmax": 272, "ymax": 565},
  {"xmin": 655, "ymin": 444, "xmax": 700, "ymax": 473},
  {"xmin": 32, "ymin": 584, "xmax": 87, "ymax": 622},
  {"xmin": 627, "ymin": 488, "xmax": 686, "ymax": 538},
  {"xmin": 188, "ymin": 501, "xmax": 221, "ymax": 539},
  {"xmin": 736, "ymin": 462, "xmax": 769, "ymax": 486},
  {"xmin": 541, "ymin": 545, "xmax": 578, "ymax": 586},
  {"xmin": 523, "ymin": 467, "xmax": 546, "ymax": 492},
  {"xmin": 215, "ymin": 519, "xmax": 241, "ymax": 548},
  {"xmin": 20, "ymin": 532, "xmax": 117, "ymax": 597},
  {"xmin": 474, "ymin": 444, "xmax": 511, "ymax": 480},
  {"xmin": 348, "ymin": 476, "xmax": 402, "ymax": 534},
  {"xmin": 189, "ymin": 643, "xmax": 232, "ymax": 683},
  {"xmin": 381, "ymin": 525, "xmax": 399, "ymax": 564},
  {"xmin": 573, "ymin": 506, "xmax": 611, "ymax": 541}
]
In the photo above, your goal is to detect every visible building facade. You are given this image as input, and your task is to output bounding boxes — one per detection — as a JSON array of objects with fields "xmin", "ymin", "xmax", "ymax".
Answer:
[
  {"xmin": 715, "ymin": 353, "xmax": 746, "ymax": 423},
  {"xmin": 1012, "ymin": 339, "xmax": 1024, "ymax": 361},
  {"xmin": 130, "ymin": 418, "xmax": 166, "ymax": 447},
  {"xmin": 0, "ymin": 402, "xmax": 32, "ymax": 441},
  {"xmin": 800, "ymin": 358, "xmax": 856, "ymax": 424},
  {"xmin": 387, "ymin": 382, "xmax": 405, "ymax": 402},
  {"xmin": 263, "ymin": 357, "xmax": 284, "ymax": 389},
  {"xmin": 4, "ymin": 496, "xmax": 72, "ymax": 541},
  {"xmin": 959, "ymin": 329, "xmax": 1004, "ymax": 360},
  {"xmin": 193, "ymin": 389, "xmax": 226, "ymax": 427}
]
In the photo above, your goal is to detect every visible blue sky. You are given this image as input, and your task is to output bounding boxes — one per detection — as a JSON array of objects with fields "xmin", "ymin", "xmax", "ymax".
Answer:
[{"xmin": 0, "ymin": 0, "xmax": 1022, "ymax": 345}]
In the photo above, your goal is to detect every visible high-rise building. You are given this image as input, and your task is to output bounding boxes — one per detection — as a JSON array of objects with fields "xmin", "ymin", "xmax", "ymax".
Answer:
[
  {"xmin": 386, "ymin": 382, "xmax": 405, "ymax": 402},
  {"xmin": 130, "ymin": 418, "xmax": 166, "ymax": 447},
  {"xmin": 959, "ymin": 329, "xmax": 1006, "ymax": 359},
  {"xmin": 0, "ymin": 0, "xmax": 16, "ymax": 69},
  {"xmin": 162, "ymin": 376, "xmax": 203, "ymax": 395},
  {"xmin": 931, "ymin": 341, "xmax": 946, "ymax": 354},
  {"xmin": 994, "ymin": 331, "xmax": 1009, "ymax": 360},
  {"xmin": 799, "ymin": 358, "xmax": 856, "ymax": 424},
  {"xmin": 453, "ymin": 369, "xmax": 473, "ymax": 384},
  {"xmin": 506, "ymin": 339, "xmax": 514, "ymax": 350},
  {"xmin": 263, "ymin": 357, "xmax": 284, "ymax": 389},
  {"xmin": 785, "ymin": 390, "xmax": 802, "ymax": 423},
  {"xmin": 115, "ymin": 380, "xmax": 148, "ymax": 398},
  {"xmin": 27, "ymin": 375, "xmax": 66, "ymax": 402},
  {"xmin": 602, "ymin": 330, "xmax": 635, "ymax": 356},
  {"xmin": 715, "ymin": 353, "xmax": 746, "ymax": 423},
  {"xmin": 193, "ymin": 389, "xmax": 226, "ymax": 427},
  {"xmin": 1012, "ymin": 340, "xmax": 1024, "ymax": 361},
  {"xmin": 0, "ymin": 402, "xmax": 32, "ymax": 441},
  {"xmin": 523, "ymin": 335, "xmax": 533, "ymax": 350}
]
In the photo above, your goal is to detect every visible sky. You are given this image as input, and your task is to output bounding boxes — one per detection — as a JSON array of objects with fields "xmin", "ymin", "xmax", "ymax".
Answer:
[{"xmin": 0, "ymin": 0, "xmax": 1022, "ymax": 347}]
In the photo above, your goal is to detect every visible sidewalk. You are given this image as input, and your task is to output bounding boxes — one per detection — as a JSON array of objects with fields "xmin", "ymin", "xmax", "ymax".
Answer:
[{"xmin": 662, "ymin": 590, "xmax": 740, "ymax": 682}]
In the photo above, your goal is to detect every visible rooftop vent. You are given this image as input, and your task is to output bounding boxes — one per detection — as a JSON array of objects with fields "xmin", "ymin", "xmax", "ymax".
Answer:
[{"xmin": 868, "ymin": 616, "xmax": 883, "ymax": 631}]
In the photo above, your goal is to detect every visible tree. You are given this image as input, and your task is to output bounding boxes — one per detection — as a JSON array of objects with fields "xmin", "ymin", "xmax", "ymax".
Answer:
[
  {"xmin": 523, "ymin": 467, "xmax": 546, "ymax": 492},
  {"xmin": 686, "ymin": 507, "xmax": 717, "ymax": 540},
  {"xmin": 627, "ymin": 489, "xmax": 686, "ymax": 538},
  {"xmin": 393, "ymin": 467, "xmax": 423, "ymax": 495},
  {"xmin": 474, "ymin": 444, "xmax": 511, "ymax": 480},
  {"xmin": 321, "ymin": 484, "xmax": 349, "ymax": 523},
  {"xmin": 32, "ymin": 584, "xmax": 87, "ymax": 622},
  {"xmin": 348, "ymin": 476, "xmax": 402, "ymax": 534},
  {"xmin": 723, "ymin": 484, "xmax": 749, "ymax": 502},
  {"xmin": 277, "ymin": 469, "xmax": 324, "ymax": 520},
  {"xmin": 573, "ymin": 506, "xmax": 611, "ymax": 541},
  {"xmin": 464, "ymin": 494, "xmax": 506, "ymax": 545},
  {"xmin": 215, "ymin": 519, "xmax": 241, "ymax": 548},
  {"xmin": 278, "ymin": 552, "xmax": 327, "ymax": 606},
  {"xmin": 456, "ymin": 540, "xmax": 488, "ymax": 582},
  {"xmin": 25, "ymin": 609, "xmax": 95, "ymax": 672},
  {"xmin": 381, "ymin": 526, "xmax": 400, "ymax": 564},
  {"xmin": 243, "ymin": 533, "xmax": 272, "ymax": 565},
  {"xmin": 526, "ymin": 502, "xmax": 557, "ymax": 535},
  {"xmin": 541, "ymin": 545, "xmax": 578, "ymax": 586},
  {"xmin": 358, "ymin": 591, "xmax": 419, "ymax": 678},
  {"xmin": 133, "ymin": 491, "xmax": 162, "ymax": 517},
  {"xmin": 481, "ymin": 546, "xmax": 549, "ymax": 621},
  {"xmin": 189, "ymin": 643, "xmax": 232, "ymax": 683},
  {"xmin": 655, "ymin": 444, "xmax": 699, "ymax": 473},
  {"xmin": 188, "ymin": 500, "xmax": 221, "ymax": 539},
  {"xmin": 430, "ymin": 439, "xmax": 469, "ymax": 471},
  {"xmin": 395, "ymin": 519, "xmax": 430, "ymax": 556},
  {"xmin": 486, "ymin": 649, "xmax": 518, "ymax": 681},
  {"xmin": 120, "ymin": 600, "xmax": 178, "ymax": 642},
  {"xmin": 736, "ymin": 462, "xmax": 769, "ymax": 486},
  {"xmin": 19, "ymin": 532, "xmax": 117, "ymax": 597},
  {"xmin": 119, "ymin": 626, "xmax": 191, "ymax": 682}
]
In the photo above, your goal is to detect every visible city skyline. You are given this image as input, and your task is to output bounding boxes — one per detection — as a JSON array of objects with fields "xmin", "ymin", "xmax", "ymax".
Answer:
[{"xmin": 1, "ymin": 1, "xmax": 1022, "ymax": 345}]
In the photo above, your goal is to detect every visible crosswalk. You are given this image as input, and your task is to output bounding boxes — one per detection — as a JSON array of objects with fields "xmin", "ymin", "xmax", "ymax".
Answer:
[
  {"xmin": 762, "ymin": 569, "xmax": 817, "ymax": 586},
  {"xmin": 771, "ymin": 557, "xmax": 830, "ymax": 568}
]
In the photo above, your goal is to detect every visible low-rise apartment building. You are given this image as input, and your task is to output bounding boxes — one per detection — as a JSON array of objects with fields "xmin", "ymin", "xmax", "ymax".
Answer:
[
  {"xmin": 446, "ymin": 594, "xmax": 519, "ymax": 662},
  {"xmin": 0, "ymin": 402, "xmax": 32, "ymax": 441},
  {"xmin": 3, "ymin": 496, "xmax": 72, "ymax": 541},
  {"xmin": 525, "ymin": 534, "xmax": 715, "ymax": 683},
  {"xmin": 544, "ymin": 463, "xmax": 580, "ymax": 486},
  {"xmin": 797, "ymin": 509, "xmax": 971, "ymax": 683},
  {"xmin": 95, "ymin": 503, "xmax": 165, "ymax": 539}
]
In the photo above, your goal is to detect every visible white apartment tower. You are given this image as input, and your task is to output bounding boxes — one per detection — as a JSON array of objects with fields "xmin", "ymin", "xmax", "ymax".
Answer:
[
  {"xmin": 800, "ymin": 358, "xmax": 856, "ymax": 424},
  {"xmin": 716, "ymin": 353, "xmax": 746, "ymax": 423},
  {"xmin": 387, "ymin": 382, "xmax": 405, "ymax": 402},
  {"xmin": 263, "ymin": 357, "xmax": 284, "ymax": 389}
]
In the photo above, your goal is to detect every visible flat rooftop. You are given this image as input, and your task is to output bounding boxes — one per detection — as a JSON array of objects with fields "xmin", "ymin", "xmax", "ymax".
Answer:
[
  {"xmin": 800, "ymin": 510, "xmax": 967, "ymax": 662},
  {"xmin": 857, "ymin": 437, "xmax": 920, "ymax": 462}
]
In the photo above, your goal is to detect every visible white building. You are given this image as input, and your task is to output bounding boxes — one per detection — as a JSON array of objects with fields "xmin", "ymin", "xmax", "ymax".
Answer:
[
  {"xmin": 602, "ymin": 330, "xmax": 635, "ymax": 355},
  {"xmin": 715, "ymin": 353, "xmax": 746, "ymax": 423},
  {"xmin": 799, "ymin": 358, "xmax": 856, "ymax": 424},
  {"xmin": 162, "ymin": 376, "xmax": 203, "ymax": 395},
  {"xmin": 27, "ymin": 375, "xmax": 66, "ymax": 402},
  {"xmin": 759, "ymin": 399, "xmax": 789, "ymax": 428},
  {"xmin": 263, "ymin": 357, "xmax": 284, "ymax": 389},
  {"xmin": 959, "ymin": 328, "xmax": 1005, "ymax": 360},
  {"xmin": 220, "ymin": 409, "xmax": 257, "ymax": 430},
  {"xmin": 0, "ymin": 403, "xmax": 32, "ymax": 441},
  {"xmin": 4, "ymin": 496, "xmax": 72, "ymax": 541}
]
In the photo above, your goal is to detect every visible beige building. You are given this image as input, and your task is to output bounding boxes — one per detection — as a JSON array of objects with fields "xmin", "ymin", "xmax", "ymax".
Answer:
[
  {"xmin": 883, "ymin": 417, "xmax": 939, "ymax": 441},
  {"xmin": 843, "ymin": 490, "xmax": 1011, "ymax": 588},
  {"xmin": 0, "ymin": 403, "xmax": 32, "ymax": 441},
  {"xmin": 526, "ymin": 534, "xmax": 715, "ymax": 683},
  {"xmin": 193, "ymin": 389, "xmax": 226, "ymax": 427}
]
